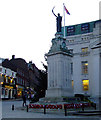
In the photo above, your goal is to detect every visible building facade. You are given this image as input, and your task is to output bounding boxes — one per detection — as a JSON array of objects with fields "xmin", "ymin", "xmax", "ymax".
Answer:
[
  {"xmin": 61, "ymin": 20, "xmax": 101, "ymax": 98},
  {"xmin": 28, "ymin": 61, "xmax": 47, "ymax": 98},
  {"xmin": 0, "ymin": 58, "xmax": 16, "ymax": 99},
  {"xmin": 1, "ymin": 55, "xmax": 29, "ymax": 99},
  {"xmin": 28, "ymin": 61, "xmax": 40, "ymax": 91},
  {"xmin": 0, "ymin": 56, "xmax": 47, "ymax": 100}
]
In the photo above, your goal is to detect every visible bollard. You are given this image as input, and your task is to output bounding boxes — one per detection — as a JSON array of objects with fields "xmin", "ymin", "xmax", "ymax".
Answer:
[
  {"xmin": 94, "ymin": 104, "xmax": 96, "ymax": 110},
  {"xmin": 92, "ymin": 103, "xmax": 96, "ymax": 110},
  {"xmin": 82, "ymin": 103, "xmax": 84, "ymax": 111},
  {"xmin": 64, "ymin": 105, "xmax": 67, "ymax": 116},
  {"xmin": 12, "ymin": 104, "xmax": 14, "ymax": 111},
  {"xmin": 44, "ymin": 105, "xmax": 46, "ymax": 114},
  {"xmin": 26, "ymin": 105, "xmax": 28, "ymax": 112}
]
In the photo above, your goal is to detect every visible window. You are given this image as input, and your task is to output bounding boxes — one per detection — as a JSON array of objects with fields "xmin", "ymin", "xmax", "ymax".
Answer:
[
  {"xmin": 12, "ymin": 72, "xmax": 14, "ymax": 76},
  {"xmin": 2, "ymin": 88, "xmax": 4, "ymax": 95},
  {"xmin": 72, "ymin": 80, "xmax": 74, "ymax": 88},
  {"xmin": 81, "ymin": 37, "xmax": 89, "ymax": 40},
  {"xmin": 81, "ymin": 23, "xmax": 89, "ymax": 33},
  {"xmin": 68, "ymin": 40, "xmax": 74, "ymax": 43},
  {"xmin": 82, "ymin": 80, "xmax": 89, "ymax": 91},
  {"xmin": 0, "ymin": 68, "xmax": 2, "ymax": 72},
  {"xmin": 5, "ymin": 89, "xmax": 8, "ymax": 95},
  {"xmin": 81, "ymin": 47, "xmax": 88, "ymax": 53},
  {"xmin": 81, "ymin": 61, "xmax": 88, "ymax": 74},
  {"xmin": 10, "ymin": 78, "xmax": 14, "ymax": 84},
  {"xmin": 4, "ymin": 75, "xmax": 6, "ymax": 83},
  {"xmin": 67, "ymin": 26, "xmax": 75, "ymax": 36},
  {"xmin": 71, "ymin": 63, "xmax": 73, "ymax": 74},
  {"xmin": 8, "ymin": 76, "xmax": 10, "ymax": 83},
  {"xmin": 22, "ymin": 80, "xmax": 24, "ymax": 85},
  {"xmin": 81, "ymin": 47, "xmax": 89, "ymax": 57}
]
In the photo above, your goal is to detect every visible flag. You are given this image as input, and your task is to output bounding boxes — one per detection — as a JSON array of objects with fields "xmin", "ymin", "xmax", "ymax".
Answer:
[{"xmin": 64, "ymin": 5, "xmax": 70, "ymax": 15}]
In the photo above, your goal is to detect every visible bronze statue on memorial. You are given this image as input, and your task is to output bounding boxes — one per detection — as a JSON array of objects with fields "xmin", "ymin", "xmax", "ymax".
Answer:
[{"xmin": 52, "ymin": 7, "xmax": 62, "ymax": 32}]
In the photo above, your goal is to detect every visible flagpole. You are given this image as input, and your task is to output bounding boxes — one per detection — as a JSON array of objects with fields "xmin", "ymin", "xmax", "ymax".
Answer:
[{"xmin": 63, "ymin": 3, "xmax": 65, "ymax": 38}]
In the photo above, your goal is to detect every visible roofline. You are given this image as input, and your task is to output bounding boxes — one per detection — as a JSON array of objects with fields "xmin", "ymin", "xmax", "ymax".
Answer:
[{"xmin": 63, "ymin": 19, "xmax": 101, "ymax": 27}]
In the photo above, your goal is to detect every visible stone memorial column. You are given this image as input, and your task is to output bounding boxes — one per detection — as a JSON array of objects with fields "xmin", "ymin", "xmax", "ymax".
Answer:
[{"xmin": 46, "ymin": 33, "xmax": 74, "ymax": 98}]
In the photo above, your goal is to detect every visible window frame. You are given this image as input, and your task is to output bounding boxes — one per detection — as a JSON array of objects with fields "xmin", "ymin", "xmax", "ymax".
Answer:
[
  {"xmin": 82, "ymin": 79, "xmax": 89, "ymax": 91},
  {"xmin": 81, "ymin": 61, "xmax": 88, "ymax": 74}
]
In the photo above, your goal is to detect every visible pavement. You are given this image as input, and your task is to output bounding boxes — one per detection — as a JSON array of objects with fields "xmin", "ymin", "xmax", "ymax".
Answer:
[{"xmin": 1, "ymin": 99, "xmax": 101, "ymax": 120}]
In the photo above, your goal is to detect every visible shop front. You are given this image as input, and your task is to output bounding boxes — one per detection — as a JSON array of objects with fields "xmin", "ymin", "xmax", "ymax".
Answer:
[
  {"xmin": 16, "ymin": 85, "xmax": 24, "ymax": 98},
  {"xmin": 1, "ymin": 84, "xmax": 16, "ymax": 99}
]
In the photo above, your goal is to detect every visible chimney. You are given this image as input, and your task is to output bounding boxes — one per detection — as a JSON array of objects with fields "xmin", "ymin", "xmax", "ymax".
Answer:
[
  {"xmin": 12, "ymin": 55, "xmax": 15, "ymax": 59},
  {"xmin": 29, "ymin": 61, "xmax": 32, "ymax": 64}
]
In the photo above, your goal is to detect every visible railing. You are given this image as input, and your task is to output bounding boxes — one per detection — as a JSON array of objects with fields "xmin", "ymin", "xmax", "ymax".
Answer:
[
  {"xmin": 27, "ymin": 103, "xmax": 95, "ymax": 116},
  {"xmin": 11, "ymin": 102, "xmax": 97, "ymax": 116}
]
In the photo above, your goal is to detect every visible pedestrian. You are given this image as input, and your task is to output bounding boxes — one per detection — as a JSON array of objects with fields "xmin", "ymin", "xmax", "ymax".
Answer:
[
  {"xmin": 31, "ymin": 94, "xmax": 34, "ymax": 99},
  {"xmin": 22, "ymin": 94, "xmax": 26, "ymax": 107}
]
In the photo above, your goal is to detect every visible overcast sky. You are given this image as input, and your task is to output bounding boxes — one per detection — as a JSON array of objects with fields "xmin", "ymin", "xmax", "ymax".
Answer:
[{"xmin": 0, "ymin": 0, "xmax": 100, "ymax": 69}]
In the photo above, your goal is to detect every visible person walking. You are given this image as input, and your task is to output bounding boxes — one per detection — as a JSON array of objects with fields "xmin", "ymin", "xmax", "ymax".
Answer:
[{"xmin": 22, "ymin": 93, "xmax": 26, "ymax": 107}]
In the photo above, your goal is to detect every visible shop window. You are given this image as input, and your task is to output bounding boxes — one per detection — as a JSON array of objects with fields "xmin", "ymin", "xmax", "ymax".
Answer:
[
  {"xmin": 10, "ymin": 78, "xmax": 14, "ymax": 84},
  {"xmin": 0, "ymin": 82, "xmax": 3, "ymax": 85},
  {"xmin": 2, "ymin": 88, "xmax": 4, "ymax": 95},
  {"xmin": 81, "ymin": 61, "xmax": 88, "ymax": 74},
  {"xmin": 17, "ymin": 88, "xmax": 23, "ymax": 96},
  {"xmin": 5, "ymin": 89, "xmax": 8, "ymax": 95},
  {"xmin": 82, "ymin": 79, "xmax": 89, "ymax": 91}
]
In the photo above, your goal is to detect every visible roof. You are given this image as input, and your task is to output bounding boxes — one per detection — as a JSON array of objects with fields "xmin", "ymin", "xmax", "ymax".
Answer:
[
  {"xmin": 61, "ymin": 20, "xmax": 101, "ymax": 36},
  {"xmin": 2, "ymin": 58, "xmax": 28, "ymax": 72}
]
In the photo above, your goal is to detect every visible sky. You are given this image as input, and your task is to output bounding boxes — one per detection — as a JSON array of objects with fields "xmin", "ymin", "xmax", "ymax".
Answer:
[{"xmin": 0, "ymin": 0, "xmax": 100, "ymax": 69}]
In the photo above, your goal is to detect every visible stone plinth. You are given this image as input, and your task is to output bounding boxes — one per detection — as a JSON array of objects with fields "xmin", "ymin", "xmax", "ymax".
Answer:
[{"xmin": 45, "ymin": 33, "xmax": 74, "ymax": 98}]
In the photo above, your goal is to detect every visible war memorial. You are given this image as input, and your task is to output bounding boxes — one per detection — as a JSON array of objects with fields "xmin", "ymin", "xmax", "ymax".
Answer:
[
  {"xmin": 29, "ymin": 8, "xmax": 101, "ymax": 114},
  {"xmin": 28, "ymin": 10, "xmax": 101, "ymax": 117},
  {"xmin": 41, "ymin": 9, "xmax": 74, "ymax": 102},
  {"xmin": 45, "ymin": 18, "xmax": 73, "ymax": 99}
]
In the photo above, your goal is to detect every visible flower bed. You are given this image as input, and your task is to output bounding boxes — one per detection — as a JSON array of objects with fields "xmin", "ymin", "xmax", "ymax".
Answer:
[{"xmin": 29, "ymin": 103, "xmax": 91, "ymax": 109}]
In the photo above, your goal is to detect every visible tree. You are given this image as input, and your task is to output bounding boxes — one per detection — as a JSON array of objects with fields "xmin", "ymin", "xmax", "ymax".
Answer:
[{"xmin": 30, "ymin": 61, "xmax": 47, "ymax": 103}]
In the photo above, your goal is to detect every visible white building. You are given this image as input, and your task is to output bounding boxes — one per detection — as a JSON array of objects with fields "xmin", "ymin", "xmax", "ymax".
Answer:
[
  {"xmin": 63, "ymin": 20, "xmax": 101, "ymax": 98},
  {"xmin": 0, "ymin": 58, "xmax": 16, "ymax": 99}
]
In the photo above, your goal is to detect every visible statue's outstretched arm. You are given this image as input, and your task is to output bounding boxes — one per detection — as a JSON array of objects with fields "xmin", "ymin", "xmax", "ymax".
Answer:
[{"xmin": 52, "ymin": 6, "xmax": 57, "ymax": 17}]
